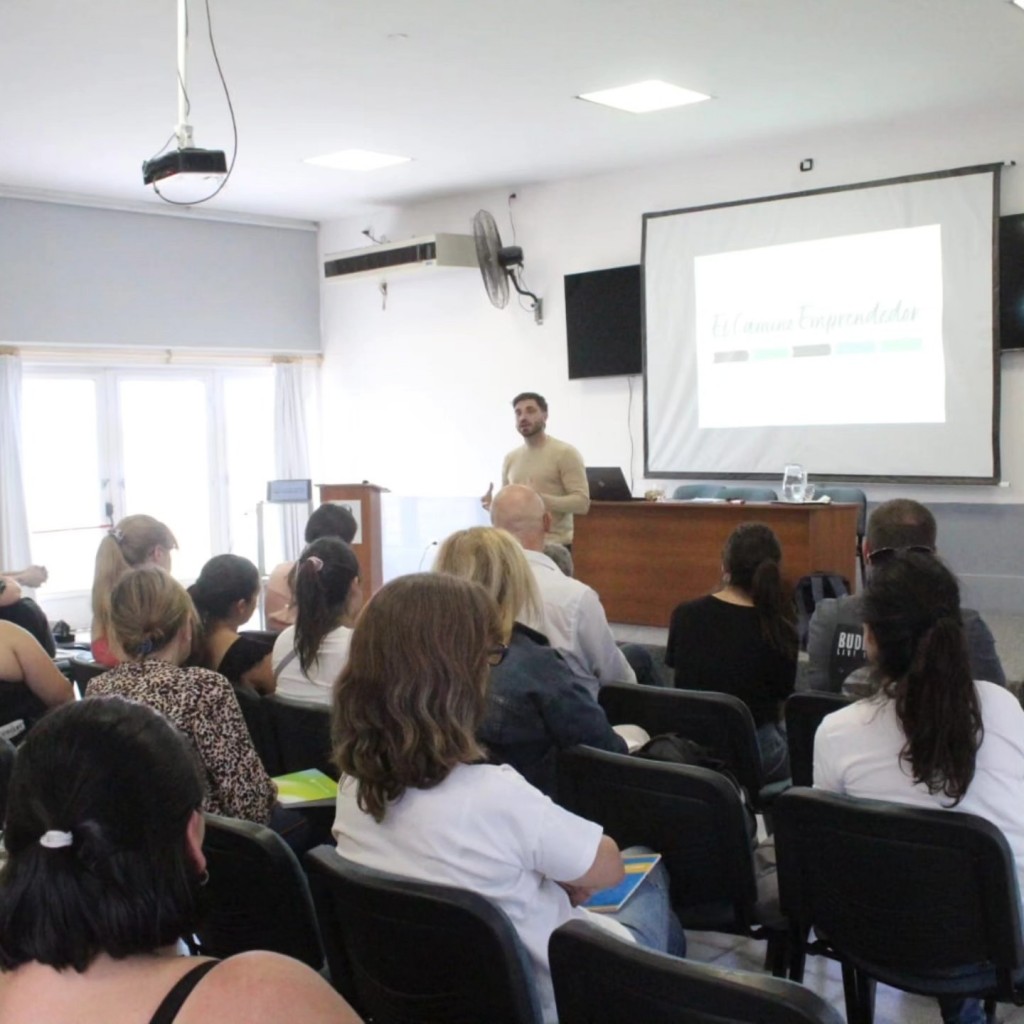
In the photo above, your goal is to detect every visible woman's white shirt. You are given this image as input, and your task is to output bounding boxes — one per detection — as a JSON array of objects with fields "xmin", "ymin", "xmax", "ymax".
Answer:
[
  {"xmin": 271, "ymin": 624, "xmax": 352, "ymax": 705},
  {"xmin": 332, "ymin": 762, "xmax": 631, "ymax": 1023},
  {"xmin": 814, "ymin": 679, "xmax": 1024, "ymax": 895}
]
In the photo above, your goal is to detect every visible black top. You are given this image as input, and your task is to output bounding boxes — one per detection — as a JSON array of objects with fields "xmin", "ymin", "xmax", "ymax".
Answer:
[
  {"xmin": 665, "ymin": 595, "xmax": 796, "ymax": 727},
  {"xmin": 215, "ymin": 633, "xmax": 273, "ymax": 685},
  {"xmin": 149, "ymin": 960, "xmax": 219, "ymax": 1024}
]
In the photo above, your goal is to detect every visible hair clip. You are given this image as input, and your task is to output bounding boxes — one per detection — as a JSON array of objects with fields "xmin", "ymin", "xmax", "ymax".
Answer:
[
  {"xmin": 109, "ymin": 528, "xmax": 124, "ymax": 544},
  {"xmin": 39, "ymin": 829, "xmax": 74, "ymax": 849},
  {"xmin": 304, "ymin": 555, "xmax": 324, "ymax": 573},
  {"xmin": 137, "ymin": 638, "xmax": 155, "ymax": 657}
]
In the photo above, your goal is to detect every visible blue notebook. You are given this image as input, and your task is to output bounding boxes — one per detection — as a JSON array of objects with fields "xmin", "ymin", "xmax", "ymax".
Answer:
[{"xmin": 582, "ymin": 853, "xmax": 661, "ymax": 913}]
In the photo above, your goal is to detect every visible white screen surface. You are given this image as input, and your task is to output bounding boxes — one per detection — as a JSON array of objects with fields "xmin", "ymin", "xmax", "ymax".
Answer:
[{"xmin": 644, "ymin": 168, "xmax": 998, "ymax": 481}]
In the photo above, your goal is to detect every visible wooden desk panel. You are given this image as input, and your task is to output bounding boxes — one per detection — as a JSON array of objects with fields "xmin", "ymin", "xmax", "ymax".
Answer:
[{"xmin": 573, "ymin": 501, "xmax": 858, "ymax": 627}]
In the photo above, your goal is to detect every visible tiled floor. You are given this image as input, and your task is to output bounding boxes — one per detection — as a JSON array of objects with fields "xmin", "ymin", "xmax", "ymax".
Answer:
[{"xmin": 685, "ymin": 928, "xmax": 1024, "ymax": 1023}]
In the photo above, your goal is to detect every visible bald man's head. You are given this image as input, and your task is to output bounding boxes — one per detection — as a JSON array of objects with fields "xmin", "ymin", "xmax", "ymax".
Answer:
[{"xmin": 490, "ymin": 484, "xmax": 548, "ymax": 551}]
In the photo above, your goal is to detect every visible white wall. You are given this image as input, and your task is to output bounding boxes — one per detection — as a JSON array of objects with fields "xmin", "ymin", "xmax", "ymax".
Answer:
[{"xmin": 319, "ymin": 107, "xmax": 1024, "ymax": 507}]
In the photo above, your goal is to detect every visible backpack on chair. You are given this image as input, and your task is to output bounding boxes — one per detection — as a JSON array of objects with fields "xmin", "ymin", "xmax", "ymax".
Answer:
[{"xmin": 794, "ymin": 573, "xmax": 850, "ymax": 652}]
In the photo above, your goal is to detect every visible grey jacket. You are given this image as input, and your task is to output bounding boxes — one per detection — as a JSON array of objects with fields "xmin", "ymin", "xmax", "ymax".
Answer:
[{"xmin": 805, "ymin": 594, "xmax": 1006, "ymax": 693}]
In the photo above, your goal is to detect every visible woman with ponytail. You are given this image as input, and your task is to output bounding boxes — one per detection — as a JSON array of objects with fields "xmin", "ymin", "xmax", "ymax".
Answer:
[
  {"xmin": 814, "ymin": 551, "xmax": 1024, "ymax": 1024},
  {"xmin": 666, "ymin": 522, "xmax": 797, "ymax": 783},
  {"xmin": 814, "ymin": 549, "xmax": 1024, "ymax": 854},
  {"xmin": 271, "ymin": 538, "xmax": 362, "ymax": 704},
  {"xmin": 89, "ymin": 566, "xmax": 276, "ymax": 825},
  {"xmin": 91, "ymin": 515, "xmax": 177, "ymax": 667}
]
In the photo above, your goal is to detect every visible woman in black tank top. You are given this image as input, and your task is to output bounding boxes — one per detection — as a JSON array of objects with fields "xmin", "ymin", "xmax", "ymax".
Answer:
[{"xmin": 0, "ymin": 699, "xmax": 360, "ymax": 1024}]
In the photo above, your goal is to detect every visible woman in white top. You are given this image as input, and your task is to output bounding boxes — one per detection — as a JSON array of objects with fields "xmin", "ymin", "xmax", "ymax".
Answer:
[
  {"xmin": 331, "ymin": 573, "xmax": 683, "ymax": 1024},
  {"xmin": 271, "ymin": 538, "xmax": 362, "ymax": 704},
  {"xmin": 814, "ymin": 550, "xmax": 1024, "ymax": 1024}
]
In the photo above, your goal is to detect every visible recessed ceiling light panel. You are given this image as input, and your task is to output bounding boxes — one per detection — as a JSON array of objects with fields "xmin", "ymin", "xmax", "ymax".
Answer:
[
  {"xmin": 304, "ymin": 149, "xmax": 412, "ymax": 171},
  {"xmin": 578, "ymin": 79, "xmax": 710, "ymax": 114}
]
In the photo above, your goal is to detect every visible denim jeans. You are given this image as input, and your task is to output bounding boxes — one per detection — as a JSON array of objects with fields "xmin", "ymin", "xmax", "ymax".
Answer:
[
  {"xmin": 606, "ymin": 846, "xmax": 686, "ymax": 957},
  {"xmin": 756, "ymin": 721, "xmax": 791, "ymax": 784}
]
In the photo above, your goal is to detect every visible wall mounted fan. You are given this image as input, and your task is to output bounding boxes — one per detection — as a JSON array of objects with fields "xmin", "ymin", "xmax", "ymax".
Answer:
[{"xmin": 472, "ymin": 209, "xmax": 543, "ymax": 324}]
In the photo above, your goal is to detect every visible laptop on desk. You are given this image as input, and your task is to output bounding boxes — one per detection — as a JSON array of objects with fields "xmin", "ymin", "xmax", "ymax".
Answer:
[{"xmin": 585, "ymin": 466, "xmax": 634, "ymax": 502}]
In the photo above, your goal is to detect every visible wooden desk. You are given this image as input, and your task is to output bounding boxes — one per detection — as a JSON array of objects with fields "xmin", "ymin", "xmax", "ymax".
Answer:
[{"xmin": 574, "ymin": 501, "xmax": 858, "ymax": 627}]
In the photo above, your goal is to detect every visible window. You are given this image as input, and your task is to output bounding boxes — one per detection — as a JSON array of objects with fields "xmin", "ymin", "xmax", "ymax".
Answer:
[{"xmin": 21, "ymin": 365, "xmax": 278, "ymax": 602}]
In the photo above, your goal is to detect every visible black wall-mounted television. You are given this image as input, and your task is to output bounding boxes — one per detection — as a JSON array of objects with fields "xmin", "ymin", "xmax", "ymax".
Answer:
[
  {"xmin": 1001, "ymin": 213, "xmax": 1024, "ymax": 352},
  {"xmin": 564, "ymin": 264, "xmax": 643, "ymax": 379}
]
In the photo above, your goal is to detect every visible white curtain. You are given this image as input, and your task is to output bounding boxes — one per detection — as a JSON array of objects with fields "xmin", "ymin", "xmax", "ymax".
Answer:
[
  {"xmin": 0, "ymin": 352, "xmax": 31, "ymax": 571},
  {"xmin": 273, "ymin": 361, "xmax": 312, "ymax": 560}
]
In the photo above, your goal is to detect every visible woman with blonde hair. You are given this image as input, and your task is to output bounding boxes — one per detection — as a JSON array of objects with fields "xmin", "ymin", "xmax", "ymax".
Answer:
[
  {"xmin": 91, "ymin": 515, "xmax": 177, "ymax": 667},
  {"xmin": 88, "ymin": 566, "xmax": 276, "ymax": 825},
  {"xmin": 433, "ymin": 526, "xmax": 626, "ymax": 795},
  {"xmin": 332, "ymin": 573, "xmax": 683, "ymax": 1024}
]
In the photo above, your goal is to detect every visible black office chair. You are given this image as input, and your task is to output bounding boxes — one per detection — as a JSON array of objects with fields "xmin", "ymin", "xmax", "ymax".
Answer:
[
  {"xmin": 193, "ymin": 813, "xmax": 323, "ymax": 969},
  {"xmin": 550, "ymin": 919, "xmax": 843, "ymax": 1024},
  {"xmin": 774, "ymin": 788, "xmax": 1024, "ymax": 1023},
  {"xmin": 672, "ymin": 484, "xmax": 726, "ymax": 500},
  {"xmin": 263, "ymin": 692, "xmax": 335, "ymax": 778},
  {"xmin": 304, "ymin": 846, "xmax": 543, "ymax": 1024},
  {"xmin": 599, "ymin": 683, "xmax": 789, "ymax": 812},
  {"xmin": 783, "ymin": 692, "xmax": 852, "ymax": 787},
  {"xmin": 720, "ymin": 486, "xmax": 779, "ymax": 502},
  {"xmin": 0, "ymin": 735, "xmax": 16, "ymax": 823},
  {"xmin": 556, "ymin": 745, "xmax": 788, "ymax": 976},
  {"xmin": 69, "ymin": 656, "xmax": 107, "ymax": 697},
  {"xmin": 815, "ymin": 486, "xmax": 868, "ymax": 583},
  {"xmin": 231, "ymin": 683, "xmax": 280, "ymax": 776}
]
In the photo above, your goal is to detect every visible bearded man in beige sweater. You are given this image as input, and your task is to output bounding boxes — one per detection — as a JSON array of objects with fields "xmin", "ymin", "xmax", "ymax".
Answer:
[{"xmin": 482, "ymin": 392, "xmax": 590, "ymax": 547}]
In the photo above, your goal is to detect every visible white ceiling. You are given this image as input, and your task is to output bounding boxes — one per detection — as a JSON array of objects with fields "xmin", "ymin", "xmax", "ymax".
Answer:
[{"xmin": 3, "ymin": 0, "xmax": 1024, "ymax": 224}]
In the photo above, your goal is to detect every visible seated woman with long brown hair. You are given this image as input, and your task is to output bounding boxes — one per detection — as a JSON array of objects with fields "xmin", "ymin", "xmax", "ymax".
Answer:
[
  {"xmin": 331, "ymin": 573, "xmax": 683, "ymax": 1024},
  {"xmin": 0, "ymin": 698, "xmax": 360, "ymax": 1024},
  {"xmin": 434, "ymin": 526, "xmax": 628, "ymax": 795},
  {"xmin": 814, "ymin": 551, "xmax": 1024, "ymax": 1024},
  {"xmin": 666, "ymin": 522, "xmax": 797, "ymax": 783}
]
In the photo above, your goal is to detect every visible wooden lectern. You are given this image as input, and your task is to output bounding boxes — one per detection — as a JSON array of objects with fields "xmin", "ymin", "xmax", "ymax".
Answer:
[{"xmin": 317, "ymin": 483, "xmax": 387, "ymax": 596}]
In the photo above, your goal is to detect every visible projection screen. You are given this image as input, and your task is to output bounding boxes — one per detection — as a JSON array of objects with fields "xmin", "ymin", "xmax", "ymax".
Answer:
[{"xmin": 643, "ymin": 165, "xmax": 1001, "ymax": 483}]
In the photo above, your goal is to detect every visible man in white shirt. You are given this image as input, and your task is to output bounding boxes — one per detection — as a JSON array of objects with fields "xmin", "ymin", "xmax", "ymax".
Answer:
[{"xmin": 491, "ymin": 484, "xmax": 636, "ymax": 695}]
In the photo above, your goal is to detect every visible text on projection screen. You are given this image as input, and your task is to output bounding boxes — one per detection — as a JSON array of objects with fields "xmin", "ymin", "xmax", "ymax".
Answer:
[{"xmin": 695, "ymin": 225, "xmax": 944, "ymax": 429}]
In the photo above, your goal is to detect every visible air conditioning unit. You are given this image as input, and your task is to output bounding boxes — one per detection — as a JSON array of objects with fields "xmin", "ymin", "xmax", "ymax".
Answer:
[{"xmin": 323, "ymin": 233, "xmax": 477, "ymax": 281}]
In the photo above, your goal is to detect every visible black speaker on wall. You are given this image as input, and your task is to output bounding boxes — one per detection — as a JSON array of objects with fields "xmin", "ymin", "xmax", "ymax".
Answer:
[{"xmin": 564, "ymin": 264, "xmax": 643, "ymax": 379}]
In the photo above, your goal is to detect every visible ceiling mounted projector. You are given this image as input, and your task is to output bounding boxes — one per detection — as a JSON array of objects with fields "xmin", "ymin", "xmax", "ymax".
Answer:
[
  {"xmin": 142, "ymin": 147, "xmax": 227, "ymax": 185},
  {"xmin": 141, "ymin": 0, "xmax": 234, "ymax": 204}
]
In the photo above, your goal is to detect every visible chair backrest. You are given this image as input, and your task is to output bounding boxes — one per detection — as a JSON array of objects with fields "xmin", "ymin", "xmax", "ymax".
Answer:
[
  {"xmin": 672, "ymin": 484, "xmax": 726, "ymax": 500},
  {"xmin": 783, "ymin": 692, "xmax": 852, "ymax": 787},
  {"xmin": 550, "ymin": 919, "xmax": 844, "ymax": 1024},
  {"xmin": 0, "ymin": 735, "xmax": 15, "ymax": 823},
  {"xmin": 599, "ymin": 683, "xmax": 764, "ymax": 799},
  {"xmin": 720, "ymin": 486, "xmax": 779, "ymax": 502},
  {"xmin": 774, "ymin": 789, "xmax": 1024, "ymax": 987},
  {"xmin": 556, "ymin": 746, "xmax": 757, "ymax": 922},
  {"xmin": 195, "ymin": 813, "xmax": 323, "ymax": 969},
  {"xmin": 304, "ymin": 846, "xmax": 543, "ymax": 1024},
  {"xmin": 263, "ymin": 692, "xmax": 335, "ymax": 778},
  {"xmin": 814, "ymin": 487, "xmax": 867, "ymax": 537},
  {"xmin": 70, "ymin": 657, "xmax": 107, "ymax": 697},
  {"xmin": 231, "ymin": 683, "xmax": 281, "ymax": 776}
]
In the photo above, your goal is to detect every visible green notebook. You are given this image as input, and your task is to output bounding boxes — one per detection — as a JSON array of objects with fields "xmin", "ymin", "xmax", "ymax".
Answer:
[{"xmin": 273, "ymin": 768, "xmax": 339, "ymax": 807}]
